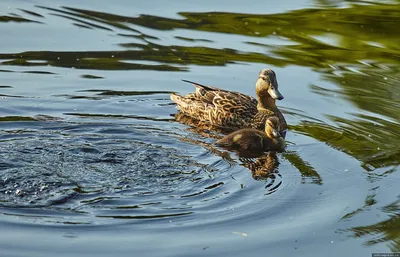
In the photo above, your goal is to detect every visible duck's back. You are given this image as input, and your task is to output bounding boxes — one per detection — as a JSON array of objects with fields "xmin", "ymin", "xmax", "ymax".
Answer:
[
  {"xmin": 216, "ymin": 128, "xmax": 266, "ymax": 151},
  {"xmin": 170, "ymin": 81, "xmax": 258, "ymax": 128}
]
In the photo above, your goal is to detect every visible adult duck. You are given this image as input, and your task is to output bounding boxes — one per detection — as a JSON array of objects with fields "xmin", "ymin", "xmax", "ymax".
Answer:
[{"xmin": 170, "ymin": 68, "xmax": 287, "ymax": 137}]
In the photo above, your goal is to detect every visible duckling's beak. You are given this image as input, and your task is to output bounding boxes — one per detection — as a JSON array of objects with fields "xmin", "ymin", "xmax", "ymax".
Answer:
[
  {"xmin": 268, "ymin": 85, "xmax": 284, "ymax": 100},
  {"xmin": 272, "ymin": 129, "xmax": 280, "ymax": 138}
]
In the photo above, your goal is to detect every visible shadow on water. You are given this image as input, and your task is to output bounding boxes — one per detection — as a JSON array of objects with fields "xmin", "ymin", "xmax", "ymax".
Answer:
[{"xmin": 1, "ymin": 1, "xmax": 400, "ymax": 254}]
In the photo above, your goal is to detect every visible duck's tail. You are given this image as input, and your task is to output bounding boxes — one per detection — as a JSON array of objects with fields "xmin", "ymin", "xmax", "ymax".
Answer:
[
  {"xmin": 170, "ymin": 93, "xmax": 187, "ymax": 108},
  {"xmin": 181, "ymin": 79, "xmax": 216, "ymax": 91},
  {"xmin": 181, "ymin": 79, "xmax": 203, "ymax": 87},
  {"xmin": 170, "ymin": 92, "xmax": 208, "ymax": 118}
]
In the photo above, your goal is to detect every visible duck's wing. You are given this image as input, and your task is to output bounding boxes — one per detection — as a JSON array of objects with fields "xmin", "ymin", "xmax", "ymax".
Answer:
[
  {"xmin": 182, "ymin": 80, "xmax": 257, "ymax": 111},
  {"xmin": 172, "ymin": 80, "xmax": 258, "ymax": 128},
  {"xmin": 212, "ymin": 91, "xmax": 257, "ymax": 115}
]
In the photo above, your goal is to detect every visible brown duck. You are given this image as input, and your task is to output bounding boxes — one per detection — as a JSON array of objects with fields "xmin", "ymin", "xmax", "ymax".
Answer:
[
  {"xmin": 215, "ymin": 116, "xmax": 285, "ymax": 152},
  {"xmin": 170, "ymin": 68, "xmax": 287, "ymax": 137}
]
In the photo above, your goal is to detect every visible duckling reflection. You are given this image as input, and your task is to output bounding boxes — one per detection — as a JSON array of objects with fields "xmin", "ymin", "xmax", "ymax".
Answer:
[
  {"xmin": 216, "ymin": 116, "xmax": 285, "ymax": 152},
  {"xmin": 239, "ymin": 151, "xmax": 281, "ymax": 182}
]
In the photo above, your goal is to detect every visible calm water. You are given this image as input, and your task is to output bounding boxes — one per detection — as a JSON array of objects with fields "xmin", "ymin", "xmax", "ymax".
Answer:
[{"xmin": 1, "ymin": 1, "xmax": 400, "ymax": 256}]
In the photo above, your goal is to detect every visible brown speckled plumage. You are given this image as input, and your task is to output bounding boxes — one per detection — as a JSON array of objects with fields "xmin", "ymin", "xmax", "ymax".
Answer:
[
  {"xmin": 170, "ymin": 68, "xmax": 287, "ymax": 137},
  {"xmin": 241, "ymin": 152, "xmax": 280, "ymax": 180},
  {"xmin": 215, "ymin": 116, "xmax": 285, "ymax": 152}
]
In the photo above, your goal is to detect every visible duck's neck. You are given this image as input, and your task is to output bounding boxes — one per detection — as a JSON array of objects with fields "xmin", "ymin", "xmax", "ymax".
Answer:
[{"xmin": 257, "ymin": 95, "xmax": 276, "ymax": 110}]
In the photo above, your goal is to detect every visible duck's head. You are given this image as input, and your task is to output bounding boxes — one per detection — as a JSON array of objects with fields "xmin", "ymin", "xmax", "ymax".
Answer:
[
  {"xmin": 265, "ymin": 116, "xmax": 281, "ymax": 139},
  {"xmin": 255, "ymin": 69, "xmax": 284, "ymax": 101}
]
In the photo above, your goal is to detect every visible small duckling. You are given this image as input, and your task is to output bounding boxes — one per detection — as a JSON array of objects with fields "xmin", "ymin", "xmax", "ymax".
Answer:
[{"xmin": 216, "ymin": 116, "xmax": 285, "ymax": 152}]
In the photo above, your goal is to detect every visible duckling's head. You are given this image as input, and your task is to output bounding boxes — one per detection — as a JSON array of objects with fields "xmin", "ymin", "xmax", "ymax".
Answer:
[
  {"xmin": 255, "ymin": 69, "xmax": 284, "ymax": 101},
  {"xmin": 265, "ymin": 116, "xmax": 281, "ymax": 139}
]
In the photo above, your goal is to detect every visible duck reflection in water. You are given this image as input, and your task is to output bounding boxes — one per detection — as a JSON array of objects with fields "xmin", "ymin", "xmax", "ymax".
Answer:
[
  {"xmin": 173, "ymin": 113, "xmax": 284, "ymax": 183},
  {"xmin": 239, "ymin": 151, "xmax": 281, "ymax": 182}
]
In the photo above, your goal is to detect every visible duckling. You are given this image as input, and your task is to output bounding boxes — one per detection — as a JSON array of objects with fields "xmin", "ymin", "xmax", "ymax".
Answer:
[
  {"xmin": 170, "ymin": 68, "xmax": 287, "ymax": 137},
  {"xmin": 216, "ymin": 116, "xmax": 285, "ymax": 152}
]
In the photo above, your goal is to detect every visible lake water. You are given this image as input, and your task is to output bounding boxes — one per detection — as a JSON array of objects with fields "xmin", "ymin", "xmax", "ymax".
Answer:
[{"xmin": 1, "ymin": 1, "xmax": 399, "ymax": 256}]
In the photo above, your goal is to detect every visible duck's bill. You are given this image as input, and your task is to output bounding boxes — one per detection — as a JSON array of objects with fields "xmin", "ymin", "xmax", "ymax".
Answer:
[
  {"xmin": 280, "ymin": 129, "xmax": 287, "ymax": 139},
  {"xmin": 272, "ymin": 129, "xmax": 280, "ymax": 138},
  {"xmin": 268, "ymin": 87, "xmax": 284, "ymax": 100}
]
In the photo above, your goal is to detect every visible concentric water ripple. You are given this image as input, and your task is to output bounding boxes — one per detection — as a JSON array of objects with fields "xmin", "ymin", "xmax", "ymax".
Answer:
[{"xmin": 0, "ymin": 120, "xmax": 292, "ymax": 227}]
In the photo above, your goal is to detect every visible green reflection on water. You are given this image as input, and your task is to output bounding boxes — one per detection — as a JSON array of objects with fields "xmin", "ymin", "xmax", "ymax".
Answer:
[
  {"xmin": 1, "ymin": 3, "xmax": 399, "ymax": 70},
  {"xmin": 345, "ymin": 199, "xmax": 400, "ymax": 252}
]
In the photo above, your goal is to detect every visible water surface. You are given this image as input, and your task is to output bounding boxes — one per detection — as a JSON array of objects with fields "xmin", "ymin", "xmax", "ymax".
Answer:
[{"xmin": 1, "ymin": 1, "xmax": 400, "ymax": 256}]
